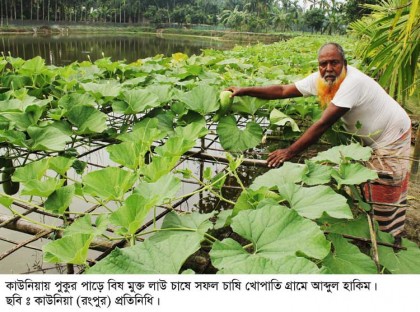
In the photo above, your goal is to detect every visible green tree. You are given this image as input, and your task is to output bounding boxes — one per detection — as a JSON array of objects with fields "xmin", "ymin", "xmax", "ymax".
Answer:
[
  {"xmin": 271, "ymin": 0, "xmax": 302, "ymax": 31},
  {"xmin": 303, "ymin": 8, "xmax": 325, "ymax": 33},
  {"xmin": 323, "ymin": 0, "xmax": 345, "ymax": 34},
  {"xmin": 220, "ymin": 6, "xmax": 242, "ymax": 30},
  {"xmin": 350, "ymin": 0, "xmax": 420, "ymax": 104},
  {"xmin": 342, "ymin": 0, "xmax": 379, "ymax": 24},
  {"xmin": 270, "ymin": 7, "xmax": 291, "ymax": 32}
]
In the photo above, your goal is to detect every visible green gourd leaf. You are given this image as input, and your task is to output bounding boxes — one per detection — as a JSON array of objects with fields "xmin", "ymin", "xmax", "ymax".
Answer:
[
  {"xmin": 62, "ymin": 214, "xmax": 108, "ymax": 237},
  {"xmin": 134, "ymin": 173, "xmax": 181, "ymax": 205},
  {"xmin": 311, "ymin": 143, "xmax": 373, "ymax": 164},
  {"xmin": 250, "ymin": 162, "xmax": 306, "ymax": 190},
  {"xmin": 115, "ymin": 89, "xmax": 161, "ymax": 114},
  {"xmin": 331, "ymin": 162, "xmax": 378, "ymax": 188},
  {"xmin": 80, "ymin": 80, "xmax": 121, "ymax": 98},
  {"xmin": 27, "ymin": 125, "xmax": 72, "ymax": 151},
  {"xmin": 232, "ymin": 202, "xmax": 330, "ymax": 260},
  {"xmin": 82, "ymin": 167, "xmax": 137, "ymax": 201},
  {"xmin": 378, "ymin": 237, "xmax": 420, "ymax": 274},
  {"xmin": 44, "ymin": 184, "xmax": 76, "ymax": 214},
  {"xmin": 322, "ymin": 234, "xmax": 378, "ymax": 274},
  {"xmin": 67, "ymin": 105, "xmax": 108, "ymax": 134},
  {"xmin": 278, "ymin": 183, "xmax": 353, "ymax": 220},
  {"xmin": 86, "ymin": 233, "xmax": 201, "ymax": 274},
  {"xmin": 43, "ymin": 234, "xmax": 93, "ymax": 265},
  {"xmin": 150, "ymin": 211, "xmax": 214, "ymax": 243},
  {"xmin": 216, "ymin": 116, "xmax": 263, "ymax": 152},
  {"xmin": 270, "ymin": 108, "xmax": 301, "ymax": 132},
  {"xmin": 180, "ymin": 84, "xmax": 219, "ymax": 115},
  {"xmin": 110, "ymin": 193, "xmax": 156, "ymax": 235}
]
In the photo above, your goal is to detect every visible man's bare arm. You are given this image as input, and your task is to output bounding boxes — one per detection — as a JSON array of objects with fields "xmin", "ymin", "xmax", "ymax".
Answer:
[
  {"xmin": 267, "ymin": 103, "xmax": 350, "ymax": 167},
  {"xmin": 227, "ymin": 84, "xmax": 302, "ymax": 100}
]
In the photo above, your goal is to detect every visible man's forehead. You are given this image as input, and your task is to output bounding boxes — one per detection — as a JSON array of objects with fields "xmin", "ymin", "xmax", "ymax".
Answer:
[{"xmin": 318, "ymin": 45, "xmax": 342, "ymax": 59}]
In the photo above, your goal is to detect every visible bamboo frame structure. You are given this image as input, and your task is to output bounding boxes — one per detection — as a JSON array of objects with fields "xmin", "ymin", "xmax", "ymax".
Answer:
[
  {"xmin": 0, "ymin": 116, "xmax": 416, "ymax": 273},
  {"xmin": 0, "ymin": 115, "xmax": 271, "ymax": 273}
]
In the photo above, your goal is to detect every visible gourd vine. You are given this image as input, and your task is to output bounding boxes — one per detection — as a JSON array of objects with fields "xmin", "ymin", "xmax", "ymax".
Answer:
[{"xmin": 0, "ymin": 36, "xmax": 418, "ymax": 274}]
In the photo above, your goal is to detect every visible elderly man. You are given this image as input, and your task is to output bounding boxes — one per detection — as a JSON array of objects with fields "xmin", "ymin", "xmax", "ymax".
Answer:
[{"xmin": 228, "ymin": 42, "xmax": 412, "ymax": 238}]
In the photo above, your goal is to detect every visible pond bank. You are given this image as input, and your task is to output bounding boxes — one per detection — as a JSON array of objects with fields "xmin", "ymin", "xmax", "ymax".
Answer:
[{"xmin": 0, "ymin": 24, "xmax": 294, "ymax": 45}]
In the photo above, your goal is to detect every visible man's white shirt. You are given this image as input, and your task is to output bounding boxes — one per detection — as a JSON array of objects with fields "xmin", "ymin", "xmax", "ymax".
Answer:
[{"xmin": 295, "ymin": 65, "xmax": 411, "ymax": 148}]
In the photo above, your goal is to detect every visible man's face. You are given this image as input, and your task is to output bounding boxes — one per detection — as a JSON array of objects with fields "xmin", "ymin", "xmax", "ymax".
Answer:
[{"xmin": 318, "ymin": 46, "xmax": 346, "ymax": 85}]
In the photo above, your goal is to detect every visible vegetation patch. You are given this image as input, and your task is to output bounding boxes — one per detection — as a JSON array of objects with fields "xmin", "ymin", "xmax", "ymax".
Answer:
[{"xmin": 0, "ymin": 32, "xmax": 418, "ymax": 274}]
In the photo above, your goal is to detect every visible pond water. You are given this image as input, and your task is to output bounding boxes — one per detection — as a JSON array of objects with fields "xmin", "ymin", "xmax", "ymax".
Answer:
[{"xmin": 0, "ymin": 32, "xmax": 236, "ymax": 66}]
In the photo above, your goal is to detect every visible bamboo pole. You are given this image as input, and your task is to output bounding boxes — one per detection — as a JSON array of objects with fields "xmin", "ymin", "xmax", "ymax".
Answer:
[
  {"xmin": 184, "ymin": 151, "xmax": 268, "ymax": 167},
  {"xmin": 367, "ymin": 212, "xmax": 381, "ymax": 272},
  {"xmin": 0, "ymin": 214, "xmax": 114, "ymax": 253},
  {"xmin": 0, "ymin": 236, "xmax": 42, "ymax": 252},
  {"xmin": 0, "ymin": 228, "xmax": 53, "ymax": 261}
]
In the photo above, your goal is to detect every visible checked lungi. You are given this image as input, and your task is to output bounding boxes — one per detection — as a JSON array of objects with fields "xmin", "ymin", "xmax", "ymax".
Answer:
[{"xmin": 362, "ymin": 130, "xmax": 412, "ymax": 237}]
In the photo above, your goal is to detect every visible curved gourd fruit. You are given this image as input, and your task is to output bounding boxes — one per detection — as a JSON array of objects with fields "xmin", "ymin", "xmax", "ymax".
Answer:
[
  {"xmin": 213, "ymin": 90, "xmax": 233, "ymax": 122},
  {"xmin": 219, "ymin": 90, "xmax": 233, "ymax": 108},
  {"xmin": 2, "ymin": 158, "xmax": 19, "ymax": 195},
  {"xmin": 0, "ymin": 156, "xmax": 7, "ymax": 170}
]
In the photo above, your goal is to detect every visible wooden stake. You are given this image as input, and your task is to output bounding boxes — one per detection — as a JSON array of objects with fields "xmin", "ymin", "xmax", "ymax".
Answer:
[
  {"xmin": 367, "ymin": 212, "xmax": 381, "ymax": 272},
  {"xmin": 410, "ymin": 126, "xmax": 420, "ymax": 182}
]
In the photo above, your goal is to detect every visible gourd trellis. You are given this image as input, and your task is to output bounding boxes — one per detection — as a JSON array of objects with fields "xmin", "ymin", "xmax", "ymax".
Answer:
[
  {"xmin": 0, "ymin": 48, "xmax": 286, "ymax": 273},
  {"xmin": 1, "ymin": 37, "xmax": 418, "ymax": 274},
  {"xmin": 0, "ymin": 114, "xmax": 269, "ymax": 273}
]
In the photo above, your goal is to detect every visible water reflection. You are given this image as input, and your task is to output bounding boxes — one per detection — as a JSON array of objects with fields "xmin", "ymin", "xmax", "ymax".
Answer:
[
  {"xmin": 0, "ymin": 33, "xmax": 234, "ymax": 66},
  {"xmin": 196, "ymin": 162, "xmax": 269, "ymax": 214}
]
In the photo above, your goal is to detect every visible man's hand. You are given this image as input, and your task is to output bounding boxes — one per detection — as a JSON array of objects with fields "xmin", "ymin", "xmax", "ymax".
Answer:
[
  {"xmin": 266, "ymin": 148, "xmax": 295, "ymax": 168},
  {"xmin": 265, "ymin": 103, "xmax": 349, "ymax": 168},
  {"xmin": 226, "ymin": 86, "xmax": 243, "ymax": 97}
]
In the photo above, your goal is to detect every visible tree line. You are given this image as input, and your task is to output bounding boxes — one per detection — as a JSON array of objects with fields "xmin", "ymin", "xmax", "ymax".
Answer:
[{"xmin": 0, "ymin": 0, "xmax": 378, "ymax": 33}]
